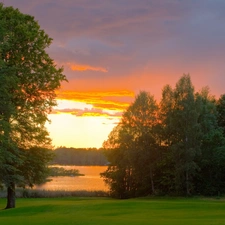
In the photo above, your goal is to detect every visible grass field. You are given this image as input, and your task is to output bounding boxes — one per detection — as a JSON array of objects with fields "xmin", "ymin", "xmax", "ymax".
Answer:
[{"xmin": 0, "ymin": 197, "xmax": 225, "ymax": 225}]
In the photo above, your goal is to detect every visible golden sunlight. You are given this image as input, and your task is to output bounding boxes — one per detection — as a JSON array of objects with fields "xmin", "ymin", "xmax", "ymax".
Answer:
[
  {"xmin": 45, "ymin": 90, "xmax": 134, "ymax": 148},
  {"xmin": 46, "ymin": 113, "xmax": 119, "ymax": 148}
]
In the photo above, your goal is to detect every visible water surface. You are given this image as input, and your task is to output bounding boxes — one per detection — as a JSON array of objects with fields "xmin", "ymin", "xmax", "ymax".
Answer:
[{"xmin": 35, "ymin": 166, "xmax": 108, "ymax": 191}]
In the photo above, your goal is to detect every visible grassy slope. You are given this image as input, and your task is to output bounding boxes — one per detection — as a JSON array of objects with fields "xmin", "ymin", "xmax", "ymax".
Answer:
[{"xmin": 0, "ymin": 197, "xmax": 225, "ymax": 225}]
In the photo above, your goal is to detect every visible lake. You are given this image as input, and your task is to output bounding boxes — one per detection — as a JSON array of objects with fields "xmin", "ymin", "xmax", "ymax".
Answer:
[{"xmin": 34, "ymin": 166, "xmax": 109, "ymax": 191}]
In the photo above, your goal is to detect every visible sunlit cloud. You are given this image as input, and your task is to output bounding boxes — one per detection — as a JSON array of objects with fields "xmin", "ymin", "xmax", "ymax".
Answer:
[
  {"xmin": 66, "ymin": 62, "xmax": 108, "ymax": 73},
  {"xmin": 56, "ymin": 90, "xmax": 134, "ymax": 98},
  {"xmin": 51, "ymin": 107, "xmax": 122, "ymax": 118},
  {"xmin": 55, "ymin": 90, "xmax": 134, "ymax": 111},
  {"xmin": 50, "ymin": 90, "xmax": 134, "ymax": 118}
]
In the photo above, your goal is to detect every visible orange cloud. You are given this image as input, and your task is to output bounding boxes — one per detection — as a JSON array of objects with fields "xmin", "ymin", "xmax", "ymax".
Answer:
[
  {"xmin": 67, "ymin": 62, "xmax": 108, "ymax": 72},
  {"xmin": 93, "ymin": 102, "xmax": 129, "ymax": 111},
  {"xmin": 51, "ymin": 107, "xmax": 123, "ymax": 118},
  {"xmin": 56, "ymin": 90, "xmax": 134, "ymax": 99},
  {"xmin": 55, "ymin": 90, "xmax": 134, "ymax": 111}
]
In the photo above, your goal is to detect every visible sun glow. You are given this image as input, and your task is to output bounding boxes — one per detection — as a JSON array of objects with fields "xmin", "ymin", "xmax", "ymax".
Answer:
[
  {"xmin": 46, "ymin": 95, "xmax": 126, "ymax": 148},
  {"xmin": 46, "ymin": 113, "xmax": 119, "ymax": 148},
  {"xmin": 45, "ymin": 88, "xmax": 135, "ymax": 148}
]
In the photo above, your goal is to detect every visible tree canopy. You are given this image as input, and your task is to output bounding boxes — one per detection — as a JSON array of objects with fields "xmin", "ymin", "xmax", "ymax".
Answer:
[
  {"xmin": 0, "ymin": 4, "xmax": 66, "ymax": 208},
  {"xmin": 102, "ymin": 75, "xmax": 225, "ymax": 198}
]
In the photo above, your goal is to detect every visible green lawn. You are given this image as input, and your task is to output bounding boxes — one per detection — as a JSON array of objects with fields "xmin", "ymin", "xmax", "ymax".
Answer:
[{"xmin": 0, "ymin": 197, "xmax": 225, "ymax": 225}]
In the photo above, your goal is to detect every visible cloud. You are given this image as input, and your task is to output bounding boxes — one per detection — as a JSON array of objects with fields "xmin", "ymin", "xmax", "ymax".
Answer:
[
  {"xmin": 55, "ymin": 90, "xmax": 134, "ymax": 111},
  {"xmin": 51, "ymin": 107, "xmax": 122, "ymax": 118},
  {"xmin": 5, "ymin": 0, "xmax": 225, "ymax": 150},
  {"xmin": 57, "ymin": 90, "xmax": 134, "ymax": 98},
  {"xmin": 67, "ymin": 62, "xmax": 108, "ymax": 73},
  {"xmin": 5, "ymin": 0, "xmax": 225, "ymax": 100}
]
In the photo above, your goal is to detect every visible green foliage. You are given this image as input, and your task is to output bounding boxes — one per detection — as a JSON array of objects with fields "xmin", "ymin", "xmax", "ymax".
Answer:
[
  {"xmin": 161, "ymin": 74, "xmax": 201, "ymax": 195},
  {"xmin": 0, "ymin": 3, "xmax": 66, "ymax": 208},
  {"xmin": 102, "ymin": 74, "xmax": 225, "ymax": 198},
  {"xmin": 18, "ymin": 147, "xmax": 54, "ymax": 187},
  {"xmin": 217, "ymin": 94, "xmax": 225, "ymax": 135},
  {"xmin": 102, "ymin": 91, "xmax": 160, "ymax": 198}
]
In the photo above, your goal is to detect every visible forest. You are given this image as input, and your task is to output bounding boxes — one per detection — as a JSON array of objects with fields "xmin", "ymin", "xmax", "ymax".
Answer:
[
  {"xmin": 101, "ymin": 74, "xmax": 225, "ymax": 198},
  {"xmin": 52, "ymin": 147, "xmax": 108, "ymax": 165}
]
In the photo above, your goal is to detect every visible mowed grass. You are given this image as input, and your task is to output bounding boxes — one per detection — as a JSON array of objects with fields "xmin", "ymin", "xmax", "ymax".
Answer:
[{"xmin": 0, "ymin": 197, "xmax": 225, "ymax": 225}]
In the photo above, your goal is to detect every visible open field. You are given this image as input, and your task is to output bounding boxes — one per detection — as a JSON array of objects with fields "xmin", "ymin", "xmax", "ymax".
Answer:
[{"xmin": 1, "ymin": 197, "xmax": 225, "ymax": 225}]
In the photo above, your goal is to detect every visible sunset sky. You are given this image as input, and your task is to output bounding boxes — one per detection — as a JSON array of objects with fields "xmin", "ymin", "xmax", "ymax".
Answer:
[{"xmin": 5, "ymin": 0, "xmax": 225, "ymax": 148}]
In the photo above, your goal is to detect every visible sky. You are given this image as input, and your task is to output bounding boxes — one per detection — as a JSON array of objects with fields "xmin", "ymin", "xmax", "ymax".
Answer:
[{"xmin": 4, "ymin": 0, "xmax": 225, "ymax": 148}]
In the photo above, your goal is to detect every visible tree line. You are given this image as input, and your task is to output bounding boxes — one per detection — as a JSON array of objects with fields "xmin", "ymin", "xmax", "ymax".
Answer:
[
  {"xmin": 101, "ymin": 75, "xmax": 225, "ymax": 198},
  {"xmin": 52, "ymin": 147, "xmax": 108, "ymax": 165}
]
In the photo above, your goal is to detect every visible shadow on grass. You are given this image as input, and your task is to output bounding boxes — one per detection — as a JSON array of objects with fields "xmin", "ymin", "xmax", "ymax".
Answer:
[{"xmin": 0, "ymin": 204, "xmax": 57, "ymax": 216}]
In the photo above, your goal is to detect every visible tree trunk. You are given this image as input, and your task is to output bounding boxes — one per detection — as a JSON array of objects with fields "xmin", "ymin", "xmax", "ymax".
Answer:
[
  {"xmin": 186, "ymin": 171, "xmax": 190, "ymax": 196},
  {"xmin": 5, "ymin": 183, "xmax": 16, "ymax": 209},
  {"xmin": 150, "ymin": 167, "xmax": 155, "ymax": 195}
]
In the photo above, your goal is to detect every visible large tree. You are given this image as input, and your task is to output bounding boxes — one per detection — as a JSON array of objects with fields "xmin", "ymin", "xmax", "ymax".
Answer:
[
  {"xmin": 0, "ymin": 4, "xmax": 66, "ymax": 208},
  {"xmin": 159, "ymin": 75, "xmax": 201, "ymax": 195},
  {"xmin": 194, "ymin": 89, "xmax": 225, "ymax": 195},
  {"xmin": 101, "ymin": 123, "xmax": 135, "ymax": 198},
  {"xmin": 102, "ymin": 91, "xmax": 160, "ymax": 198}
]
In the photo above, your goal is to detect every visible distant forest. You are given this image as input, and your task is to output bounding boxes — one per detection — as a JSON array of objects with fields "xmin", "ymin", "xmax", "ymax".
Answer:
[{"xmin": 51, "ymin": 147, "xmax": 108, "ymax": 165}]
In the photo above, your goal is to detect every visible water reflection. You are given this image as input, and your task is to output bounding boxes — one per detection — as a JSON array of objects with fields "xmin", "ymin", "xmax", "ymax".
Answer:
[{"xmin": 35, "ymin": 166, "xmax": 108, "ymax": 191}]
